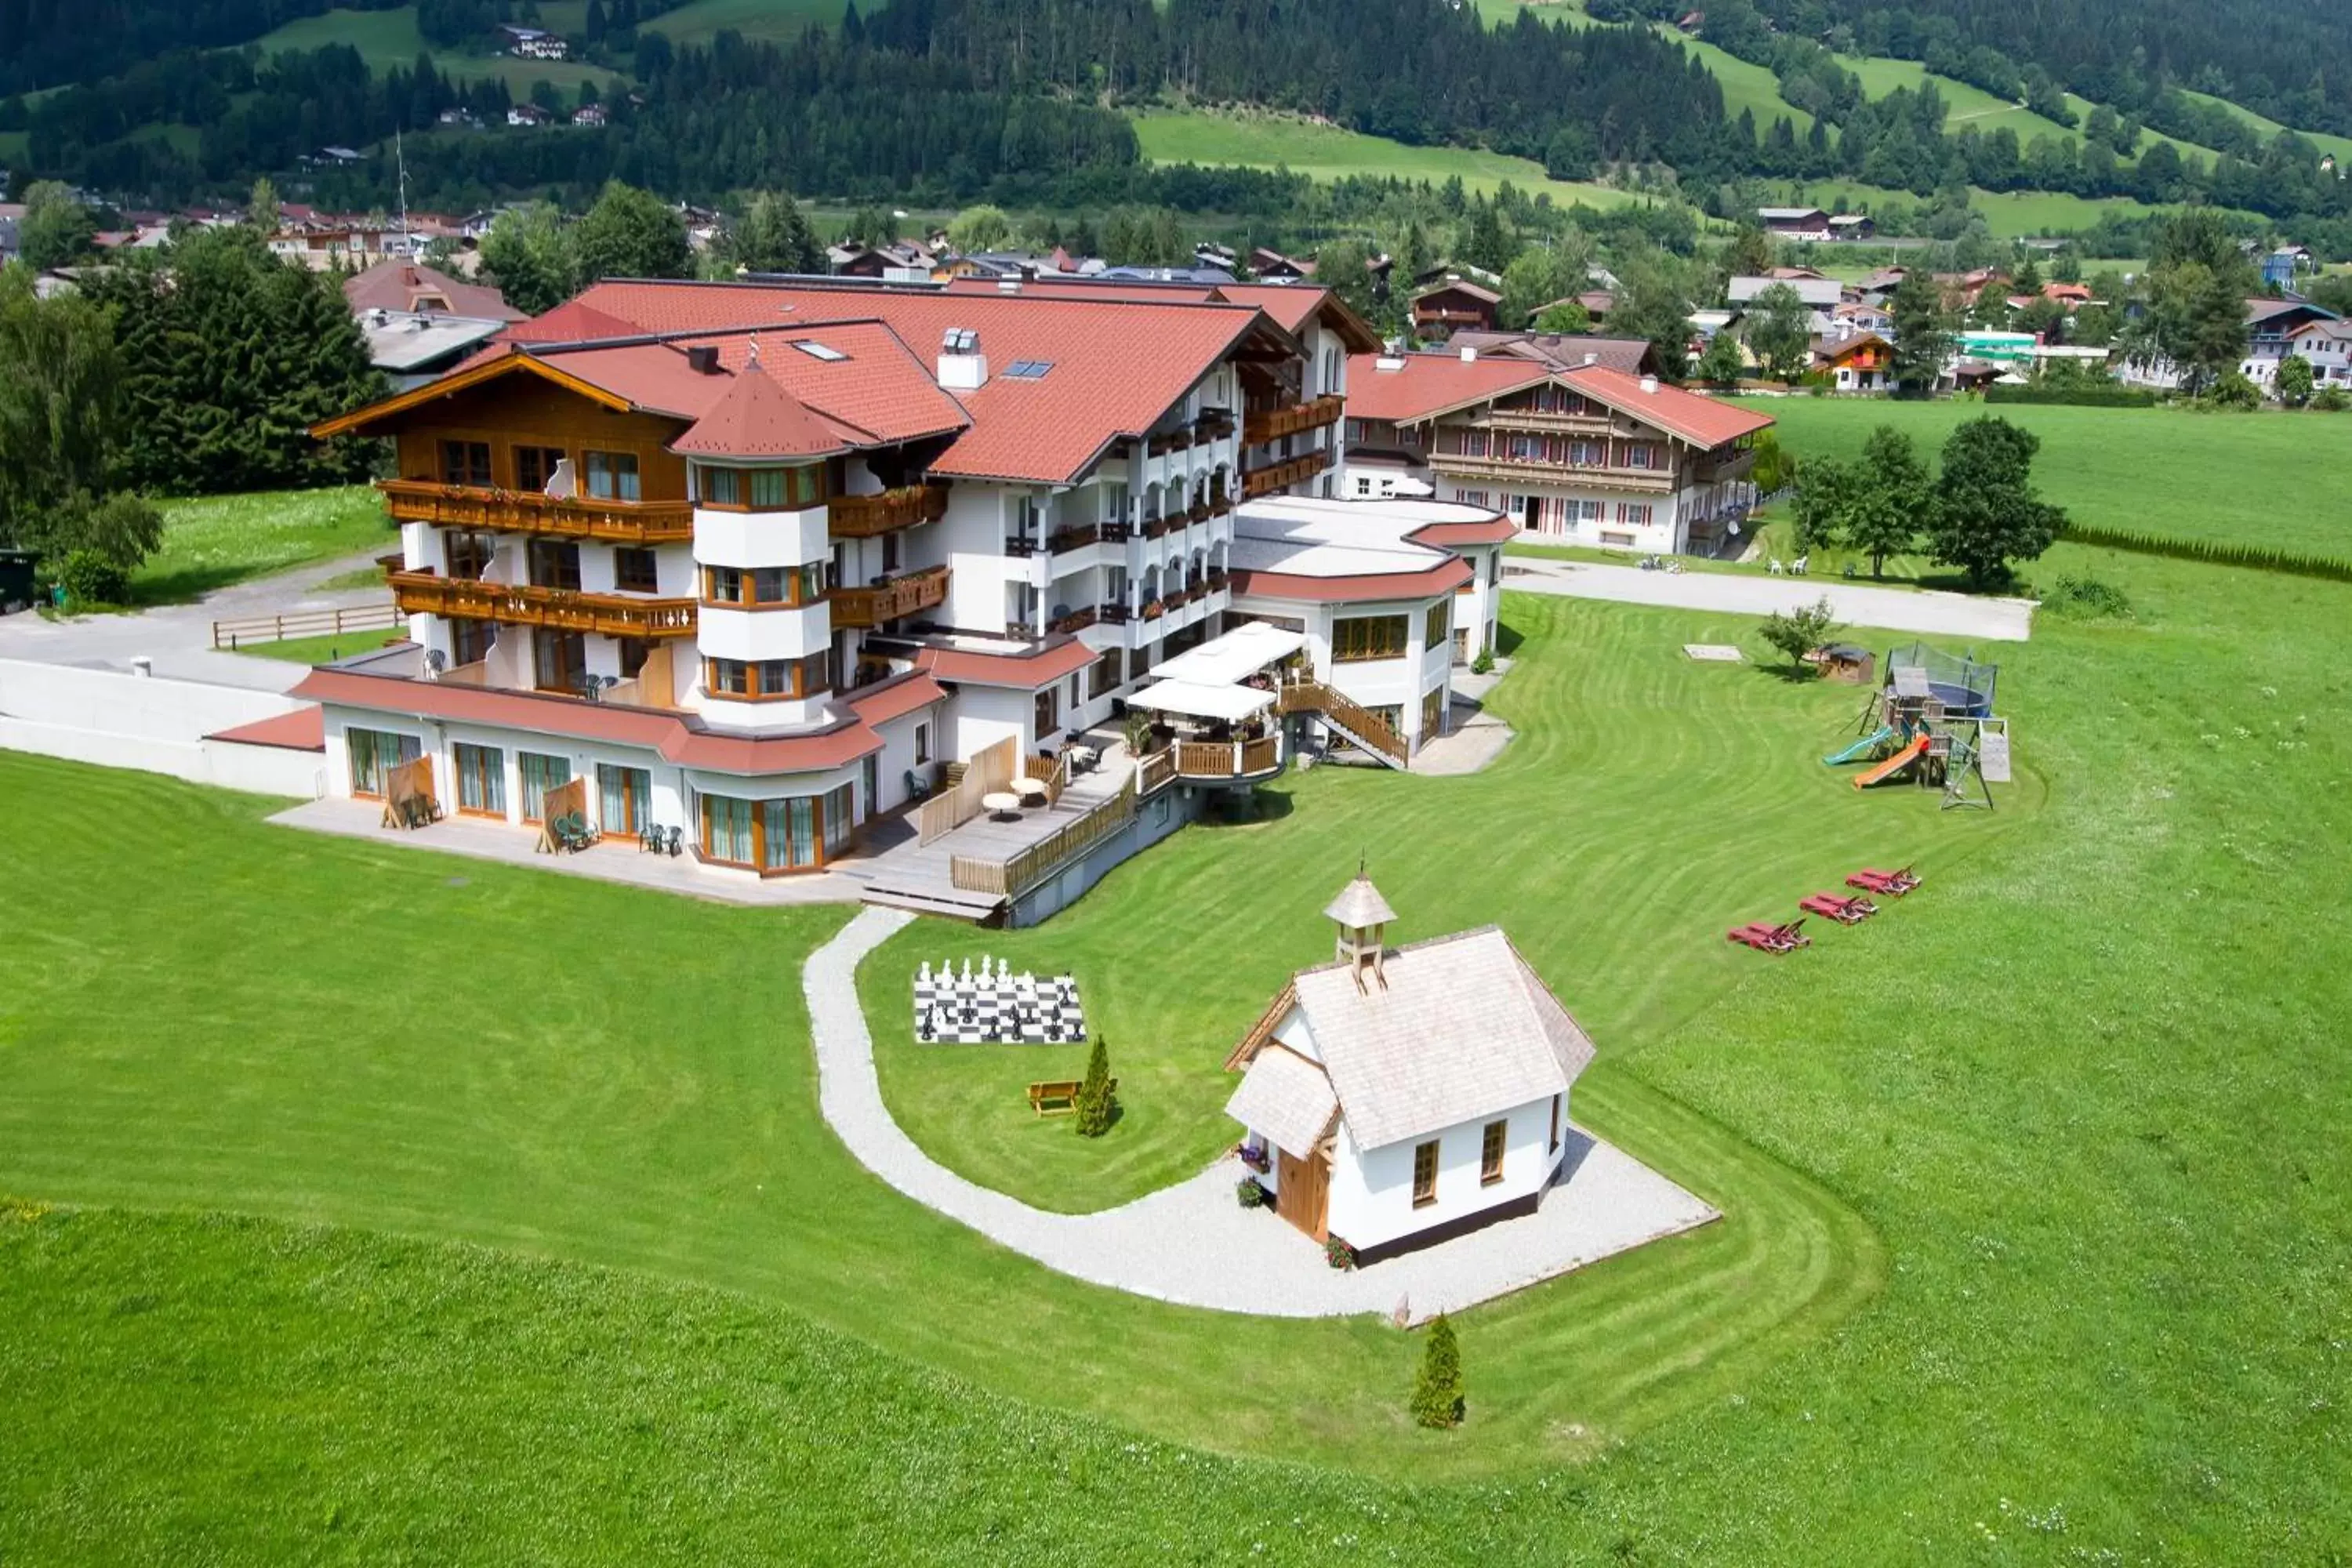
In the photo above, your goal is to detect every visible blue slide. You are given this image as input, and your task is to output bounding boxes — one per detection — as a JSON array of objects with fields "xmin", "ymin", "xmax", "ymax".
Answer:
[{"xmin": 1824, "ymin": 724, "xmax": 1896, "ymax": 766}]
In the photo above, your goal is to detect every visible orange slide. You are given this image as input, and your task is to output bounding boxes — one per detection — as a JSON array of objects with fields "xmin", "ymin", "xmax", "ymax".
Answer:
[{"xmin": 1853, "ymin": 733, "xmax": 1930, "ymax": 789}]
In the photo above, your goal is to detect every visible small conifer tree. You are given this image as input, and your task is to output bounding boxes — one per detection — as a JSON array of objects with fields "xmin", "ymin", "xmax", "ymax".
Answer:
[
  {"xmin": 1074, "ymin": 1036, "xmax": 1116, "ymax": 1137},
  {"xmin": 1410, "ymin": 1312, "xmax": 1465, "ymax": 1428}
]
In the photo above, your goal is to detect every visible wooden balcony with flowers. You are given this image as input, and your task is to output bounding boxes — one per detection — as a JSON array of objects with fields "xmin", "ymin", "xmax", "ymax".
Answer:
[
  {"xmin": 828, "ymin": 483, "xmax": 949, "ymax": 539},
  {"xmin": 1242, "ymin": 394, "xmax": 1344, "ymax": 447},
  {"xmin": 825, "ymin": 565, "xmax": 951, "ymax": 630},
  {"xmin": 388, "ymin": 568, "xmax": 699, "ymax": 638},
  {"xmin": 378, "ymin": 481, "xmax": 695, "ymax": 545}
]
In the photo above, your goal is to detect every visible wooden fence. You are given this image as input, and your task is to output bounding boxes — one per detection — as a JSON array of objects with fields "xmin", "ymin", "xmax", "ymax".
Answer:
[
  {"xmin": 916, "ymin": 735, "xmax": 1018, "ymax": 845},
  {"xmin": 949, "ymin": 775, "xmax": 1137, "ymax": 900},
  {"xmin": 212, "ymin": 602, "xmax": 405, "ymax": 650}
]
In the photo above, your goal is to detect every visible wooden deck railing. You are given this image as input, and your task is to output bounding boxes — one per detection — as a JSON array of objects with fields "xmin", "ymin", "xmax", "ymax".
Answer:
[
  {"xmin": 949, "ymin": 775, "xmax": 1136, "ymax": 899},
  {"xmin": 389, "ymin": 571, "xmax": 698, "ymax": 639},
  {"xmin": 212, "ymin": 601, "xmax": 405, "ymax": 649},
  {"xmin": 1173, "ymin": 735, "xmax": 1283, "ymax": 779},
  {"xmin": 1277, "ymin": 679, "xmax": 1408, "ymax": 766},
  {"xmin": 1136, "ymin": 747, "xmax": 1177, "ymax": 794},
  {"xmin": 1241, "ymin": 447, "xmax": 1334, "ymax": 499},
  {"xmin": 916, "ymin": 735, "xmax": 1017, "ymax": 846},
  {"xmin": 828, "ymin": 484, "xmax": 949, "ymax": 538},
  {"xmin": 825, "ymin": 565, "xmax": 950, "ymax": 630},
  {"xmin": 379, "ymin": 480, "xmax": 695, "ymax": 544},
  {"xmin": 1242, "ymin": 394, "xmax": 1345, "ymax": 447}
]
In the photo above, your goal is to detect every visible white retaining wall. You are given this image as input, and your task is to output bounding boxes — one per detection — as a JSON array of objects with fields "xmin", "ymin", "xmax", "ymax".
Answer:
[{"xmin": 0, "ymin": 659, "xmax": 325, "ymax": 797}]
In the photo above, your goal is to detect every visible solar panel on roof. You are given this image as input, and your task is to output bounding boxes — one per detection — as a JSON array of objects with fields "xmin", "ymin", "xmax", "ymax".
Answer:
[{"xmin": 1001, "ymin": 359, "xmax": 1054, "ymax": 379}]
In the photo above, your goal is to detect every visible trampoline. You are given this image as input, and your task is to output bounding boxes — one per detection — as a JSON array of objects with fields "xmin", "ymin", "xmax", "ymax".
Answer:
[{"xmin": 1882, "ymin": 641, "xmax": 1997, "ymax": 720}]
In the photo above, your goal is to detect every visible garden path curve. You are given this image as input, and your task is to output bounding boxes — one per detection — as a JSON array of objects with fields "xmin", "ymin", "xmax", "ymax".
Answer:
[
  {"xmin": 1504, "ymin": 556, "xmax": 2037, "ymax": 641},
  {"xmin": 804, "ymin": 907, "xmax": 1719, "ymax": 1321}
]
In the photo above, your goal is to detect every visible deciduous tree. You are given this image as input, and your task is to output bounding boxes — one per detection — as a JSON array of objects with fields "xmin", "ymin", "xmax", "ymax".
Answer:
[
  {"xmin": 1748, "ymin": 282, "xmax": 1812, "ymax": 382},
  {"xmin": 18, "ymin": 180, "xmax": 96, "ymax": 270},
  {"xmin": 478, "ymin": 201, "xmax": 579, "ymax": 315},
  {"xmin": 726, "ymin": 191, "xmax": 823, "ymax": 276},
  {"xmin": 1757, "ymin": 595, "xmax": 1842, "ymax": 676},
  {"xmin": 2275, "ymin": 354, "xmax": 2315, "ymax": 408},
  {"xmin": 1927, "ymin": 416, "xmax": 2065, "ymax": 590},
  {"xmin": 1846, "ymin": 424, "xmax": 1930, "ymax": 576},
  {"xmin": 574, "ymin": 180, "xmax": 690, "ymax": 284}
]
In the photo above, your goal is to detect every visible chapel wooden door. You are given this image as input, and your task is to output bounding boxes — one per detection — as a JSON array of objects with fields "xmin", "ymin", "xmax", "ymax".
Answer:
[{"xmin": 1277, "ymin": 1148, "xmax": 1330, "ymax": 1242}]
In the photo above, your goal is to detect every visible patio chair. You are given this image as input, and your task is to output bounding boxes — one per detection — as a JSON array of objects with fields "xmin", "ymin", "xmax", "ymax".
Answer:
[
  {"xmin": 663, "ymin": 825, "xmax": 684, "ymax": 857},
  {"xmin": 1799, "ymin": 891, "xmax": 1877, "ymax": 924},
  {"xmin": 639, "ymin": 822, "xmax": 663, "ymax": 854},
  {"xmin": 904, "ymin": 768, "xmax": 931, "ymax": 803}
]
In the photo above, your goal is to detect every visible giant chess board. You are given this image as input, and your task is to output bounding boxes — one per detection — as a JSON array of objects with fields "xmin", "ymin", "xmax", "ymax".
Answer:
[{"xmin": 914, "ymin": 956, "xmax": 1087, "ymax": 1044}]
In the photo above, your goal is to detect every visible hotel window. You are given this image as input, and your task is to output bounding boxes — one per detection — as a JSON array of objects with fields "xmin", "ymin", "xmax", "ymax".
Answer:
[
  {"xmin": 1332, "ymin": 614, "xmax": 1408, "ymax": 662},
  {"xmin": 1480, "ymin": 1120, "xmax": 1508, "ymax": 1186},
  {"xmin": 517, "ymin": 752, "xmax": 572, "ymax": 821},
  {"xmin": 701, "ymin": 783, "xmax": 855, "ymax": 871},
  {"xmin": 527, "ymin": 539, "xmax": 582, "ymax": 590},
  {"xmin": 451, "ymin": 618, "xmax": 495, "ymax": 666},
  {"xmin": 533, "ymin": 629, "xmax": 586, "ymax": 692},
  {"xmin": 346, "ymin": 728, "xmax": 419, "ymax": 797},
  {"xmin": 1412, "ymin": 1139, "xmax": 1440, "ymax": 1209},
  {"xmin": 1578, "ymin": 499, "xmax": 1606, "ymax": 523},
  {"xmin": 1034, "ymin": 685, "xmax": 1060, "ymax": 739},
  {"xmin": 1625, "ymin": 443, "xmax": 1656, "ymax": 470},
  {"xmin": 704, "ymin": 652, "xmax": 829, "ymax": 700},
  {"xmin": 597, "ymin": 764, "xmax": 652, "ymax": 836},
  {"xmin": 452, "ymin": 742, "xmax": 506, "ymax": 816},
  {"xmin": 702, "ymin": 466, "xmax": 742, "ymax": 506},
  {"xmin": 438, "ymin": 440, "xmax": 491, "ymax": 487},
  {"xmin": 514, "ymin": 445, "xmax": 566, "ymax": 492},
  {"xmin": 702, "ymin": 793, "xmax": 755, "ymax": 864},
  {"xmin": 1089, "ymin": 645, "xmax": 1125, "ymax": 700},
  {"xmin": 913, "ymin": 722, "xmax": 931, "ymax": 765},
  {"xmin": 612, "ymin": 547, "xmax": 659, "ymax": 594},
  {"xmin": 584, "ymin": 450, "xmax": 641, "ymax": 502},
  {"xmin": 1617, "ymin": 503, "xmax": 1654, "ymax": 528},
  {"xmin": 1425, "ymin": 603, "xmax": 1449, "ymax": 647},
  {"xmin": 445, "ymin": 529, "xmax": 494, "ymax": 580}
]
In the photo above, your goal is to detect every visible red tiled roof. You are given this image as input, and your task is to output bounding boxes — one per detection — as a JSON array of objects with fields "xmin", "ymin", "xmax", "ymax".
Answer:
[
  {"xmin": 1343, "ymin": 353, "xmax": 1552, "ymax": 423},
  {"xmin": 1215, "ymin": 284, "xmax": 1381, "ymax": 350},
  {"xmin": 679, "ymin": 323, "xmax": 970, "ymax": 448},
  {"xmin": 670, "ymin": 366, "xmax": 843, "ymax": 459},
  {"xmin": 343, "ymin": 260, "xmax": 523, "ymax": 322},
  {"xmin": 1407, "ymin": 516, "xmax": 1517, "ymax": 548},
  {"xmin": 205, "ymin": 706, "xmax": 326, "ymax": 752},
  {"xmin": 1560, "ymin": 365, "xmax": 1775, "ymax": 450},
  {"xmin": 914, "ymin": 637, "xmax": 1098, "ymax": 689},
  {"xmin": 1231, "ymin": 557, "xmax": 1472, "ymax": 603},
  {"xmin": 559, "ymin": 281, "xmax": 1283, "ymax": 484},
  {"xmin": 289, "ymin": 669, "xmax": 885, "ymax": 772},
  {"xmin": 500, "ymin": 299, "xmax": 644, "ymax": 343},
  {"xmin": 846, "ymin": 670, "xmax": 950, "ymax": 727}
]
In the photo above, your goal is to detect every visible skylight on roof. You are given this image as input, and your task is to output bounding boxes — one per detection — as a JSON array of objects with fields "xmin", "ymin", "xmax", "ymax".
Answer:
[
  {"xmin": 792, "ymin": 339, "xmax": 848, "ymax": 361},
  {"xmin": 1001, "ymin": 359, "xmax": 1055, "ymax": 379}
]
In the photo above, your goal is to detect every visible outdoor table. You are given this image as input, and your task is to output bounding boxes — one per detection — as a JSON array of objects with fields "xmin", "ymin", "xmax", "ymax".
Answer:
[
  {"xmin": 1010, "ymin": 775, "xmax": 1049, "ymax": 806},
  {"xmin": 982, "ymin": 790, "xmax": 1023, "ymax": 821}
]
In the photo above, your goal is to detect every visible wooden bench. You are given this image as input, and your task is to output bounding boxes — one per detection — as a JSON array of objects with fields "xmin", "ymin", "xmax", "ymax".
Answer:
[{"xmin": 1027, "ymin": 1077, "xmax": 1116, "ymax": 1117}]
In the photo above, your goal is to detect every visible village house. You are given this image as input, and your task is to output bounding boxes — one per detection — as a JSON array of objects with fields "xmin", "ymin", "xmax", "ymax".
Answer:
[
  {"xmin": 1827, "ymin": 214, "xmax": 1876, "ymax": 241},
  {"xmin": 1757, "ymin": 205, "xmax": 1832, "ymax": 242},
  {"xmin": 499, "ymin": 24, "xmax": 569, "ymax": 60},
  {"xmin": 1410, "ymin": 278, "xmax": 1502, "ymax": 340},
  {"xmin": 1813, "ymin": 331, "xmax": 1893, "ymax": 392},
  {"xmin": 291, "ymin": 275, "xmax": 1507, "ymax": 916},
  {"xmin": 2242, "ymin": 297, "xmax": 2343, "ymax": 386},
  {"xmin": 1224, "ymin": 869, "xmax": 1597, "ymax": 1261},
  {"xmin": 1342, "ymin": 346, "xmax": 1774, "ymax": 555},
  {"xmin": 2283, "ymin": 318, "xmax": 2352, "ymax": 385}
]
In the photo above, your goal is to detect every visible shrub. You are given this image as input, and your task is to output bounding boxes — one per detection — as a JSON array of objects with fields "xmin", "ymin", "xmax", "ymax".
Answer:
[
  {"xmin": 2056, "ymin": 521, "xmax": 2352, "ymax": 584},
  {"xmin": 1470, "ymin": 648, "xmax": 1494, "ymax": 676},
  {"xmin": 1236, "ymin": 1176, "xmax": 1268, "ymax": 1208},
  {"xmin": 57, "ymin": 548, "xmax": 129, "ymax": 608},
  {"xmin": 1323, "ymin": 1234, "xmax": 1356, "ymax": 1270},
  {"xmin": 2198, "ymin": 372, "xmax": 2263, "ymax": 412},
  {"xmin": 1410, "ymin": 1312, "xmax": 1465, "ymax": 1428},
  {"xmin": 2042, "ymin": 573, "xmax": 2134, "ymax": 620},
  {"xmin": 2314, "ymin": 386, "xmax": 2350, "ymax": 413},
  {"xmin": 1073, "ymin": 1036, "xmax": 1116, "ymax": 1138},
  {"xmin": 1984, "ymin": 382, "xmax": 2157, "ymax": 408},
  {"xmin": 1756, "ymin": 595, "xmax": 1841, "ymax": 677}
]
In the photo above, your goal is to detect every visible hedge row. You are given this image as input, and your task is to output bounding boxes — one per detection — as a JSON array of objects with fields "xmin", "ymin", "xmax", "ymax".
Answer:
[
  {"xmin": 2062, "ymin": 521, "xmax": 2352, "ymax": 583},
  {"xmin": 1985, "ymin": 384, "xmax": 2159, "ymax": 408}
]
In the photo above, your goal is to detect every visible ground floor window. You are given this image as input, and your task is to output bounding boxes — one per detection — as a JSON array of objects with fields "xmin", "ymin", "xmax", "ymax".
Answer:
[
  {"xmin": 1412, "ymin": 1139, "xmax": 1440, "ymax": 1209},
  {"xmin": 519, "ymin": 752, "xmax": 572, "ymax": 822},
  {"xmin": 1480, "ymin": 1119, "xmax": 1508, "ymax": 1185},
  {"xmin": 597, "ymin": 763, "xmax": 652, "ymax": 835},
  {"xmin": 453, "ymin": 742, "xmax": 506, "ymax": 816},
  {"xmin": 701, "ymin": 782, "xmax": 855, "ymax": 872},
  {"xmin": 1089, "ymin": 646, "xmax": 1124, "ymax": 700},
  {"xmin": 1034, "ymin": 686, "xmax": 1060, "ymax": 740},
  {"xmin": 347, "ymin": 728, "xmax": 420, "ymax": 797},
  {"xmin": 1333, "ymin": 614, "xmax": 1408, "ymax": 662},
  {"xmin": 1421, "ymin": 687, "xmax": 1444, "ymax": 740}
]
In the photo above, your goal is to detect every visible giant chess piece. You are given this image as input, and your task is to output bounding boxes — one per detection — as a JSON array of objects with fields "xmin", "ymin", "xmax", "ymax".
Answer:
[{"xmin": 917, "ymin": 1004, "xmax": 936, "ymax": 1042}]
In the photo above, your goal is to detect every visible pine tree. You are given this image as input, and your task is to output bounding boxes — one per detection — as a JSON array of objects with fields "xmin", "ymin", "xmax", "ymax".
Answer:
[
  {"xmin": 1074, "ymin": 1036, "xmax": 1116, "ymax": 1138},
  {"xmin": 1410, "ymin": 1313, "xmax": 1465, "ymax": 1428}
]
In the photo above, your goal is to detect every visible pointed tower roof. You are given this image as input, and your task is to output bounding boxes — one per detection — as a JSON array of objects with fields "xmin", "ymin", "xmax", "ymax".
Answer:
[
  {"xmin": 671, "ymin": 365, "xmax": 847, "ymax": 460},
  {"xmin": 1323, "ymin": 869, "xmax": 1397, "ymax": 929}
]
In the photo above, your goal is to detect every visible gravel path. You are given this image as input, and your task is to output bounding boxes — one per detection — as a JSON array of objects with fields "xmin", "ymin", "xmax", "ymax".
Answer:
[
  {"xmin": 807, "ymin": 907, "xmax": 1719, "ymax": 1321},
  {"xmin": 1504, "ymin": 556, "xmax": 2037, "ymax": 642}
]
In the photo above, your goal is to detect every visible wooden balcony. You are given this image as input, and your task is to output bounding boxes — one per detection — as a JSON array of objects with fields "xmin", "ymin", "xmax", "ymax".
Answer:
[
  {"xmin": 1475, "ymin": 407, "xmax": 1615, "ymax": 435},
  {"xmin": 389, "ymin": 570, "xmax": 699, "ymax": 639},
  {"xmin": 1174, "ymin": 735, "xmax": 1283, "ymax": 781},
  {"xmin": 1242, "ymin": 447, "xmax": 1334, "ymax": 499},
  {"xmin": 829, "ymin": 484, "xmax": 949, "ymax": 539},
  {"xmin": 826, "ymin": 565, "xmax": 950, "ymax": 630},
  {"xmin": 1428, "ymin": 450, "xmax": 1675, "ymax": 492},
  {"xmin": 379, "ymin": 480, "xmax": 694, "ymax": 544},
  {"xmin": 1243, "ymin": 394, "xmax": 1345, "ymax": 447},
  {"xmin": 1047, "ymin": 606, "xmax": 1098, "ymax": 635}
]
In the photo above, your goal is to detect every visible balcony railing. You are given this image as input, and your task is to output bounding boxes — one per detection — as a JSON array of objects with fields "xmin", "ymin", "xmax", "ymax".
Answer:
[
  {"xmin": 1142, "ymin": 514, "xmax": 1178, "ymax": 539},
  {"xmin": 1047, "ymin": 606, "xmax": 1098, "ymax": 635},
  {"xmin": 1136, "ymin": 747, "xmax": 1178, "ymax": 794},
  {"xmin": 1429, "ymin": 450, "xmax": 1675, "ymax": 492},
  {"xmin": 389, "ymin": 570, "xmax": 699, "ymax": 639},
  {"xmin": 379, "ymin": 480, "xmax": 695, "ymax": 544},
  {"xmin": 1047, "ymin": 521, "xmax": 1102, "ymax": 555},
  {"xmin": 1174, "ymin": 735, "xmax": 1283, "ymax": 780},
  {"xmin": 1145, "ymin": 428, "xmax": 1198, "ymax": 458},
  {"xmin": 1242, "ymin": 394, "xmax": 1345, "ymax": 447},
  {"xmin": 1241, "ymin": 447, "xmax": 1334, "ymax": 499},
  {"xmin": 826, "ymin": 564, "xmax": 950, "ymax": 630},
  {"xmin": 829, "ymin": 484, "xmax": 949, "ymax": 539}
]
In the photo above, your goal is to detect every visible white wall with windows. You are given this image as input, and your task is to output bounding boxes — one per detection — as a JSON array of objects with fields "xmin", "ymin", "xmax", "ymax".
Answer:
[{"xmin": 1323, "ymin": 1094, "xmax": 1566, "ymax": 1253}]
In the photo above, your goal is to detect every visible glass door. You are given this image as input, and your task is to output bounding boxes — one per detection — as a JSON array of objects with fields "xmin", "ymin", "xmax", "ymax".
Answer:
[{"xmin": 597, "ymin": 764, "xmax": 652, "ymax": 836}]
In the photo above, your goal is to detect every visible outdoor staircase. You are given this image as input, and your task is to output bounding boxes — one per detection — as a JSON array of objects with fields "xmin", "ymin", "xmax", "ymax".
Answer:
[
  {"xmin": 1276, "ymin": 680, "xmax": 1410, "ymax": 771},
  {"xmin": 856, "ymin": 882, "xmax": 1007, "ymax": 923}
]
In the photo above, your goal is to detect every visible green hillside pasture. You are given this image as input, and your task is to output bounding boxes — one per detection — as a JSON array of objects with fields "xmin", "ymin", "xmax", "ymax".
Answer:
[
  {"xmin": 255, "ymin": 6, "xmax": 612, "ymax": 94},
  {"xmin": 1736, "ymin": 398, "xmax": 2352, "ymax": 564},
  {"xmin": 649, "ymin": 0, "xmax": 858, "ymax": 43},
  {"xmin": 2180, "ymin": 89, "xmax": 2352, "ymax": 166},
  {"xmin": 1133, "ymin": 107, "xmax": 1646, "ymax": 207},
  {"xmin": 134, "ymin": 486, "xmax": 394, "ymax": 605}
]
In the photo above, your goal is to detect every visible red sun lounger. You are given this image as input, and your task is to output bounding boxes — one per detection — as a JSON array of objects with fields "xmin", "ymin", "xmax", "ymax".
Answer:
[
  {"xmin": 1727, "ymin": 917, "xmax": 1809, "ymax": 953},
  {"xmin": 1847, "ymin": 865, "xmax": 1921, "ymax": 895},
  {"xmin": 1800, "ymin": 892, "xmax": 1877, "ymax": 924}
]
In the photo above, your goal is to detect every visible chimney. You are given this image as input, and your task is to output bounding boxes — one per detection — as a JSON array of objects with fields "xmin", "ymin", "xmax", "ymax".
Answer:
[
  {"xmin": 1639, "ymin": 374, "xmax": 1660, "ymax": 394},
  {"xmin": 686, "ymin": 344, "xmax": 722, "ymax": 375},
  {"xmin": 938, "ymin": 326, "xmax": 988, "ymax": 391},
  {"xmin": 1459, "ymin": 343, "xmax": 1477, "ymax": 362}
]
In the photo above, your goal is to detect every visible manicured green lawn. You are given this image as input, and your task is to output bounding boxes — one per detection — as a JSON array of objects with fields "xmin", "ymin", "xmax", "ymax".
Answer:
[
  {"xmin": 1733, "ymin": 398, "xmax": 2352, "ymax": 564},
  {"xmin": 4, "ymin": 541, "xmax": 2351, "ymax": 1552},
  {"xmin": 225, "ymin": 626, "xmax": 408, "ymax": 664},
  {"xmin": 1131, "ymin": 107, "xmax": 1644, "ymax": 209},
  {"xmin": 133, "ymin": 485, "xmax": 394, "ymax": 604}
]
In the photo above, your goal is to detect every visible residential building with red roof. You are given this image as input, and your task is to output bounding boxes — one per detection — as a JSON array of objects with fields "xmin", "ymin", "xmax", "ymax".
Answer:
[
  {"xmin": 290, "ymin": 274, "xmax": 1505, "ymax": 907},
  {"xmin": 1342, "ymin": 347, "xmax": 1776, "ymax": 555}
]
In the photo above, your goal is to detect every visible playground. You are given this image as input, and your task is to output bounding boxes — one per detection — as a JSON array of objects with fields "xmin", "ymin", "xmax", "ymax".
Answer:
[{"xmin": 1822, "ymin": 641, "xmax": 2011, "ymax": 811}]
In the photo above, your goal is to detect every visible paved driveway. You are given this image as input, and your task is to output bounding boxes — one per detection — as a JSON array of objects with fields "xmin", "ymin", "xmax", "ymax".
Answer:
[{"xmin": 1504, "ymin": 556, "xmax": 2036, "ymax": 641}]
